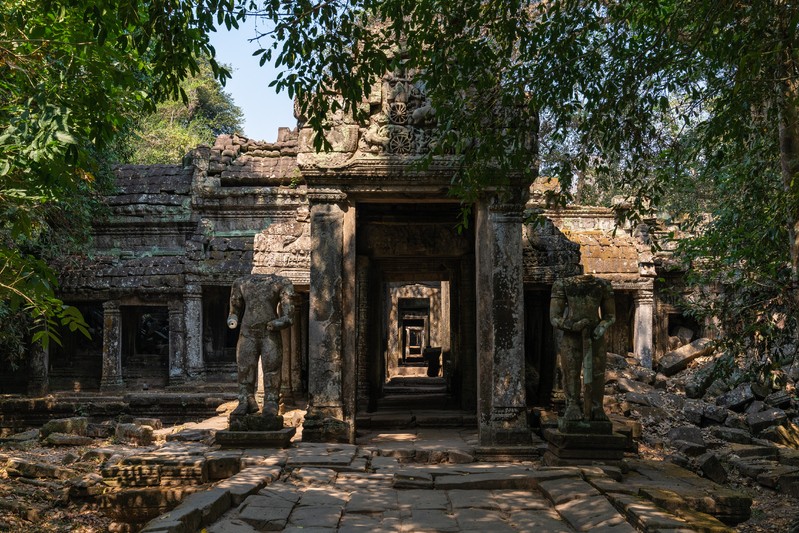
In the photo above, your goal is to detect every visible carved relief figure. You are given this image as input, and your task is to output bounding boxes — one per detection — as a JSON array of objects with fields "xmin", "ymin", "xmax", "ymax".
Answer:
[
  {"xmin": 227, "ymin": 274, "xmax": 295, "ymax": 417},
  {"xmin": 550, "ymin": 274, "xmax": 616, "ymax": 424}
]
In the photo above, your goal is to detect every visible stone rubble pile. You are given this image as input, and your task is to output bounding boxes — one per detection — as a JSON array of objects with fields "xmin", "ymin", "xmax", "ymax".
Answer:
[{"xmin": 603, "ymin": 337, "xmax": 799, "ymax": 501}]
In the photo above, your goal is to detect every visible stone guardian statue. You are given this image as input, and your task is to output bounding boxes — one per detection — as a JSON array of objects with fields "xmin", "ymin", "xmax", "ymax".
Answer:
[
  {"xmin": 550, "ymin": 274, "xmax": 616, "ymax": 428},
  {"xmin": 227, "ymin": 274, "xmax": 295, "ymax": 419}
]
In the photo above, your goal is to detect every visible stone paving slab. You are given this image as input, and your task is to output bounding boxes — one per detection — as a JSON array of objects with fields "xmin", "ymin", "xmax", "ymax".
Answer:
[{"xmin": 139, "ymin": 431, "xmax": 754, "ymax": 533}]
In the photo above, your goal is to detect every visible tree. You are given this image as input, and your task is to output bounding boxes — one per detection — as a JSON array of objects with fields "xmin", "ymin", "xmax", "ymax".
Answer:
[
  {"xmin": 119, "ymin": 58, "xmax": 244, "ymax": 164},
  {"xmin": 241, "ymin": 0, "xmax": 799, "ymax": 364},
  {"xmin": 0, "ymin": 0, "xmax": 238, "ymax": 353}
]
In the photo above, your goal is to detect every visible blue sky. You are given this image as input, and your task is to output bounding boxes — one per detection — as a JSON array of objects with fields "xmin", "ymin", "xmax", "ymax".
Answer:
[{"xmin": 209, "ymin": 20, "xmax": 295, "ymax": 142}]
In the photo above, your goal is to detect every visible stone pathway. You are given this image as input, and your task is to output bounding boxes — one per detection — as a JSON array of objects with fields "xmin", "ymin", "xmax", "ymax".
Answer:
[{"xmin": 139, "ymin": 428, "xmax": 745, "ymax": 533}]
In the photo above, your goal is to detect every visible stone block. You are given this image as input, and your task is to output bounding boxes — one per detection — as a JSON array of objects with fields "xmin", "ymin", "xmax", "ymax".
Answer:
[
  {"xmin": 667, "ymin": 426, "xmax": 704, "ymax": 446},
  {"xmin": 711, "ymin": 426, "xmax": 752, "ymax": 444},
  {"xmin": 6, "ymin": 457, "xmax": 75, "ymax": 479},
  {"xmin": 702, "ymin": 404, "xmax": 729, "ymax": 425},
  {"xmin": 135, "ymin": 418, "xmax": 163, "ymax": 430},
  {"xmin": 683, "ymin": 401, "xmax": 704, "ymax": 425},
  {"xmin": 116, "ymin": 423, "xmax": 154, "ymax": 446},
  {"xmin": 556, "ymin": 494, "xmax": 628, "ymax": 531},
  {"xmin": 40, "ymin": 417, "xmax": 88, "ymax": 438},
  {"xmin": 746, "ymin": 408, "xmax": 787, "ymax": 434},
  {"xmin": 43, "ymin": 432, "xmax": 95, "ymax": 446},
  {"xmin": 393, "ymin": 470, "xmax": 433, "ymax": 489},
  {"xmin": 673, "ymin": 440, "xmax": 706, "ymax": 456},
  {"xmin": 696, "ymin": 452, "xmax": 728, "ymax": 484},
  {"xmin": 228, "ymin": 413, "xmax": 284, "ymax": 432},
  {"xmin": 765, "ymin": 390, "xmax": 792, "ymax": 408},
  {"xmin": 206, "ymin": 451, "xmax": 242, "ymax": 480},
  {"xmin": 658, "ymin": 338, "xmax": 714, "ymax": 376},
  {"xmin": 215, "ymin": 427, "xmax": 295, "ymax": 448},
  {"xmin": 727, "ymin": 443, "xmax": 779, "ymax": 459},
  {"xmin": 86, "ymin": 423, "xmax": 115, "ymax": 439},
  {"xmin": 756, "ymin": 465, "xmax": 799, "ymax": 489},
  {"xmin": 716, "ymin": 384, "xmax": 754, "ymax": 411}
]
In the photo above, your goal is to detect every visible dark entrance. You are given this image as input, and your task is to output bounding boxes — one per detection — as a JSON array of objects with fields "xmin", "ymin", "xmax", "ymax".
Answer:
[{"xmin": 355, "ymin": 202, "xmax": 476, "ymax": 413}]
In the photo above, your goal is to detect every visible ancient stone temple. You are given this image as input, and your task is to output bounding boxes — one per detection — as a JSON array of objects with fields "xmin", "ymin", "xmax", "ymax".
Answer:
[{"xmin": 22, "ymin": 74, "xmax": 693, "ymax": 446}]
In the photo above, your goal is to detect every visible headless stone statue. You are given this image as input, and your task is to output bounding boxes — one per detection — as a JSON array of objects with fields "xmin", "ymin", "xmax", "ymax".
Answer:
[
  {"xmin": 550, "ymin": 274, "xmax": 616, "ymax": 430},
  {"xmin": 227, "ymin": 274, "xmax": 295, "ymax": 421}
]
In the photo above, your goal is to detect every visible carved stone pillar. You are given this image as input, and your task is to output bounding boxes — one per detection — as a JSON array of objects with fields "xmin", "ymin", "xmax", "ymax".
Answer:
[
  {"xmin": 289, "ymin": 299, "xmax": 302, "ymax": 395},
  {"xmin": 184, "ymin": 284, "xmax": 204, "ymax": 380},
  {"xmin": 280, "ymin": 315, "xmax": 294, "ymax": 407},
  {"xmin": 304, "ymin": 189, "xmax": 351, "ymax": 442},
  {"xmin": 168, "ymin": 299, "xmax": 186, "ymax": 384},
  {"xmin": 101, "ymin": 300, "xmax": 124, "ymax": 390},
  {"xmin": 476, "ymin": 200, "xmax": 530, "ymax": 446},
  {"xmin": 634, "ymin": 289, "xmax": 655, "ymax": 369},
  {"xmin": 27, "ymin": 341, "xmax": 49, "ymax": 396}
]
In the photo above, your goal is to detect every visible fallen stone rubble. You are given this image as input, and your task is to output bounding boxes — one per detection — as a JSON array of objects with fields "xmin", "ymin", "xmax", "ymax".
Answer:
[{"xmin": 604, "ymin": 338, "xmax": 799, "ymax": 507}]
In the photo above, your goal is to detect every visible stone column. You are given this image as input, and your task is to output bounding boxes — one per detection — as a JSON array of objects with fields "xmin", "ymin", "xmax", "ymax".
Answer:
[
  {"xmin": 101, "ymin": 300, "xmax": 124, "ymax": 390},
  {"xmin": 27, "ymin": 341, "xmax": 49, "ymax": 396},
  {"xmin": 280, "ymin": 323, "xmax": 294, "ymax": 407},
  {"xmin": 304, "ymin": 189, "xmax": 350, "ymax": 442},
  {"xmin": 168, "ymin": 299, "xmax": 186, "ymax": 384},
  {"xmin": 634, "ymin": 289, "xmax": 655, "ymax": 369},
  {"xmin": 184, "ymin": 284, "xmax": 204, "ymax": 380},
  {"xmin": 476, "ymin": 199, "xmax": 529, "ymax": 446},
  {"xmin": 289, "ymin": 298, "xmax": 303, "ymax": 395}
]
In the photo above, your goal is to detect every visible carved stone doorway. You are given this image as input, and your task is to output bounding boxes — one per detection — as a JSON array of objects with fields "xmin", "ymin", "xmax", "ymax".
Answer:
[{"xmin": 355, "ymin": 203, "xmax": 476, "ymax": 413}]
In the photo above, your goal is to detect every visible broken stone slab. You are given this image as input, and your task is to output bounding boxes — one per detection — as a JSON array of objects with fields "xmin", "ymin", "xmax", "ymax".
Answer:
[
  {"xmin": 627, "ymin": 460, "xmax": 752, "ymax": 525},
  {"xmin": 43, "ymin": 432, "xmax": 95, "ymax": 446},
  {"xmin": 607, "ymin": 493, "xmax": 691, "ymax": 532},
  {"xmin": 141, "ymin": 487, "xmax": 230, "ymax": 532},
  {"xmin": 215, "ymin": 465, "xmax": 282, "ymax": 505},
  {"xmin": 716, "ymin": 383, "xmax": 755, "ymax": 411},
  {"xmin": 730, "ymin": 457, "xmax": 777, "ymax": 479},
  {"xmin": 658, "ymin": 338, "xmax": 714, "ymax": 377},
  {"xmin": 40, "ymin": 417, "xmax": 88, "ymax": 439},
  {"xmin": 555, "ymin": 494, "xmax": 630, "ymax": 531},
  {"xmin": 6, "ymin": 457, "xmax": 76, "ymax": 480},
  {"xmin": 165, "ymin": 429, "xmax": 214, "ymax": 443},
  {"xmin": 434, "ymin": 471, "xmax": 556, "ymax": 491},
  {"xmin": 710, "ymin": 426, "xmax": 752, "ymax": 445},
  {"xmin": 726, "ymin": 443, "xmax": 779, "ymax": 460},
  {"xmin": 755, "ymin": 465, "xmax": 799, "ymax": 490},
  {"xmin": 667, "ymin": 426, "xmax": 705, "ymax": 446},
  {"xmin": 746, "ymin": 407, "xmax": 787, "ymax": 434},
  {"xmin": 0, "ymin": 429, "xmax": 39, "ymax": 442}
]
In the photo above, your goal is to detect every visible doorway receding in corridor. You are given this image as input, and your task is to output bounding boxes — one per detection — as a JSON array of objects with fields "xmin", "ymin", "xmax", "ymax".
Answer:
[{"xmin": 355, "ymin": 202, "xmax": 476, "ymax": 413}]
